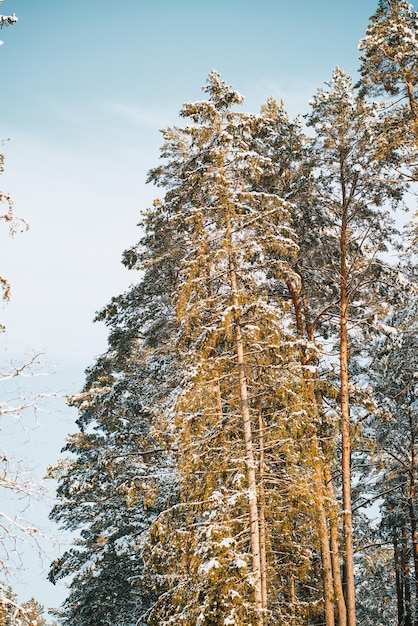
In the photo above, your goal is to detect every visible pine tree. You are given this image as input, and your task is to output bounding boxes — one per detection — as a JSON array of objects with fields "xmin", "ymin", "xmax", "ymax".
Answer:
[
  {"xmin": 50, "ymin": 64, "xmax": 408, "ymax": 626},
  {"xmin": 364, "ymin": 262, "xmax": 418, "ymax": 625},
  {"xmin": 0, "ymin": 585, "xmax": 52, "ymax": 626},
  {"xmin": 255, "ymin": 70, "xmax": 403, "ymax": 626},
  {"xmin": 306, "ymin": 67, "xmax": 403, "ymax": 626},
  {"xmin": 48, "ymin": 197, "xmax": 185, "ymax": 626},
  {"xmin": 359, "ymin": 0, "xmax": 418, "ymax": 106},
  {"xmin": 354, "ymin": 518, "xmax": 398, "ymax": 626},
  {"xmin": 139, "ymin": 71, "xmax": 330, "ymax": 626},
  {"xmin": 251, "ymin": 96, "xmax": 346, "ymax": 626},
  {"xmin": 358, "ymin": 0, "xmax": 418, "ymax": 174}
]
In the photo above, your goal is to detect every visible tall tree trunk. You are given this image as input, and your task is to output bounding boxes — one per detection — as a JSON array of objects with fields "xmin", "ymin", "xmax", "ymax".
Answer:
[
  {"xmin": 315, "ymin": 472, "xmax": 336, "ymax": 626},
  {"xmin": 287, "ymin": 279, "xmax": 338, "ymax": 626},
  {"xmin": 402, "ymin": 516, "xmax": 413, "ymax": 626},
  {"xmin": 258, "ymin": 405, "xmax": 268, "ymax": 623},
  {"xmin": 290, "ymin": 575, "xmax": 297, "ymax": 623},
  {"xmin": 394, "ymin": 521, "xmax": 405, "ymax": 626},
  {"xmin": 324, "ymin": 462, "xmax": 348, "ymax": 626},
  {"xmin": 228, "ymin": 240, "xmax": 263, "ymax": 624},
  {"xmin": 407, "ymin": 409, "xmax": 418, "ymax": 622},
  {"xmin": 340, "ymin": 208, "xmax": 356, "ymax": 626}
]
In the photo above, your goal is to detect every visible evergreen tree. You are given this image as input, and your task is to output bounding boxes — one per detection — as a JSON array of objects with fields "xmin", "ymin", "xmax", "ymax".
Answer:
[
  {"xmin": 354, "ymin": 519, "xmax": 398, "ymax": 626},
  {"xmin": 50, "ymin": 63, "xmax": 409, "ymax": 626},
  {"xmin": 139, "ymin": 71, "xmax": 329, "ymax": 626},
  {"xmin": 306, "ymin": 67, "xmax": 402, "ymax": 626},
  {"xmin": 365, "ymin": 262, "xmax": 418, "ymax": 625},
  {"xmin": 359, "ymin": 0, "xmax": 418, "ymax": 106},
  {"xmin": 20, "ymin": 598, "xmax": 52, "ymax": 626},
  {"xmin": 48, "ymin": 196, "xmax": 185, "ymax": 625},
  {"xmin": 358, "ymin": 0, "xmax": 418, "ymax": 174},
  {"xmin": 256, "ymin": 69, "xmax": 404, "ymax": 626},
  {"xmin": 0, "ymin": 585, "xmax": 52, "ymax": 626},
  {"xmin": 252, "ymin": 97, "xmax": 346, "ymax": 626}
]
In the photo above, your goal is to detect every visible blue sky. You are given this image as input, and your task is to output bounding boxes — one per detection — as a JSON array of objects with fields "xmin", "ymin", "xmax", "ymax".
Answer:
[{"xmin": 0, "ymin": 0, "xmax": 381, "ymax": 614}]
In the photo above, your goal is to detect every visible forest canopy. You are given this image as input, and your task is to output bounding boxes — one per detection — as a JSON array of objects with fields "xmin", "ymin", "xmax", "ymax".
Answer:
[{"xmin": 3, "ymin": 1, "xmax": 418, "ymax": 626}]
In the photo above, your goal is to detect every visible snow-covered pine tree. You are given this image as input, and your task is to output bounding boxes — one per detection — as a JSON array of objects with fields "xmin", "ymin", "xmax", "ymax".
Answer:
[
  {"xmin": 251, "ymin": 97, "xmax": 346, "ymax": 626},
  {"xmin": 48, "ymin": 198, "xmax": 185, "ymax": 626},
  {"xmin": 359, "ymin": 0, "xmax": 418, "ymax": 110},
  {"xmin": 364, "ymin": 261, "xmax": 418, "ymax": 625},
  {"xmin": 354, "ymin": 515, "xmax": 398, "ymax": 626},
  {"xmin": 253, "ymin": 74, "xmax": 403, "ymax": 626},
  {"xmin": 306, "ymin": 67, "xmax": 403, "ymax": 626},
  {"xmin": 51, "ymin": 67, "xmax": 406, "ymax": 626},
  {"xmin": 0, "ymin": 583, "xmax": 53, "ymax": 626},
  {"xmin": 141, "ymin": 71, "xmax": 326, "ymax": 626},
  {"xmin": 358, "ymin": 0, "xmax": 418, "ymax": 174}
]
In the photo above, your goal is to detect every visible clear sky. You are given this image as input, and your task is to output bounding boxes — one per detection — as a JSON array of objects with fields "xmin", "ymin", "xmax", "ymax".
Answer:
[{"xmin": 0, "ymin": 0, "xmax": 381, "ymax": 615}]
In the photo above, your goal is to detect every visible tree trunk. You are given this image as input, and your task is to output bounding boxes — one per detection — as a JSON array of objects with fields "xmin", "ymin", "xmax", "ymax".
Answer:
[
  {"xmin": 394, "ymin": 522, "xmax": 404, "ymax": 626},
  {"xmin": 324, "ymin": 462, "xmax": 348, "ymax": 626},
  {"xmin": 340, "ymin": 208, "xmax": 356, "ymax": 626},
  {"xmin": 228, "ymin": 241, "xmax": 263, "ymax": 624},
  {"xmin": 290, "ymin": 575, "xmax": 297, "ymax": 623},
  {"xmin": 406, "ymin": 80, "xmax": 418, "ymax": 123},
  {"xmin": 315, "ymin": 472, "xmax": 336, "ymax": 626},
  {"xmin": 286, "ymin": 279, "xmax": 337, "ymax": 626},
  {"xmin": 407, "ymin": 409, "xmax": 418, "ymax": 623},
  {"xmin": 402, "ymin": 516, "xmax": 413, "ymax": 626},
  {"xmin": 258, "ymin": 406, "xmax": 268, "ymax": 624}
]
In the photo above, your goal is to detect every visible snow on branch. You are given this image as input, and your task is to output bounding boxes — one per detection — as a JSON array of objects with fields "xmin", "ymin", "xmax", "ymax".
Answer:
[
  {"xmin": 0, "ymin": 2, "xmax": 18, "ymax": 46},
  {"xmin": 0, "ymin": 13, "xmax": 17, "ymax": 28}
]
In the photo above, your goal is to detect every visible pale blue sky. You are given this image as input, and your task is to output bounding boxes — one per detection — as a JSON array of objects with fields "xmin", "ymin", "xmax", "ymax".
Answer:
[{"xmin": 0, "ymin": 0, "xmax": 381, "ymax": 614}]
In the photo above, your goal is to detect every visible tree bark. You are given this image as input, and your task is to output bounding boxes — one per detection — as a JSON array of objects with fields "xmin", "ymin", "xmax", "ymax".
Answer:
[
  {"xmin": 402, "ymin": 516, "xmax": 413, "ymax": 626},
  {"xmin": 394, "ymin": 522, "xmax": 404, "ymax": 626},
  {"xmin": 324, "ymin": 462, "xmax": 348, "ymax": 626},
  {"xmin": 340, "ymin": 207, "xmax": 356, "ymax": 626},
  {"xmin": 286, "ymin": 279, "xmax": 338, "ymax": 626},
  {"xmin": 315, "ymin": 472, "xmax": 336, "ymax": 626},
  {"xmin": 407, "ymin": 409, "xmax": 418, "ymax": 622},
  {"xmin": 258, "ymin": 406, "xmax": 268, "ymax": 623},
  {"xmin": 227, "ymin": 238, "xmax": 263, "ymax": 624},
  {"xmin": 406, "ymin": 80, "xmax": 418, "ymax": 122},
  {"xmin": 290, "ymin": 575, "xmax": 297, "ymax": 623}
]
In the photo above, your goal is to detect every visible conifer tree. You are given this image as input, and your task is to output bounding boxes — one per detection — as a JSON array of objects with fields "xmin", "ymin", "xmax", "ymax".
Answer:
[
  {"xmin": 48, "ymin": 198, "xmax": 185, "ymax": 626},
  {"xmin": 358, "ymin": 0, "xmax": 418, "ymax": 173},
  {"xmin": 365, "ymin": 262, "xmax": 418, "ymax": 625},
  {"xmin": 306, "ymin": 67, "xmax": 402, "ymax": 626},
  {"xmin": 255, "ymin": 71, "xmax": 403, "ymax": 626},
  {"xmin": 140, "ymin": 71, "xmax": 327, "ymax": 626},
  {"xmin": 359, "ymin": 0, "xmax": 418, "ymax": 109},
  {"xmin": 354, "ymin": 518, "xmax": 398, "ymax": 625},
  {"xmin": 0, "ymin": 585, "xmax": 51, "ymax": 626},
  {"xmin": 50, "ymin": 63, "xmax": 409, "ymax": 626},
  {"xmin": 252, "ymin": 97, "xmax": 346, "ymax": 626}
]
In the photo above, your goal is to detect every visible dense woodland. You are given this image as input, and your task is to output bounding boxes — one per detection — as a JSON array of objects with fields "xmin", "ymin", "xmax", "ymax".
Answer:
[{"xmin": 3, "ymin": 1, "xmax": 418, "ymax": 625}]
